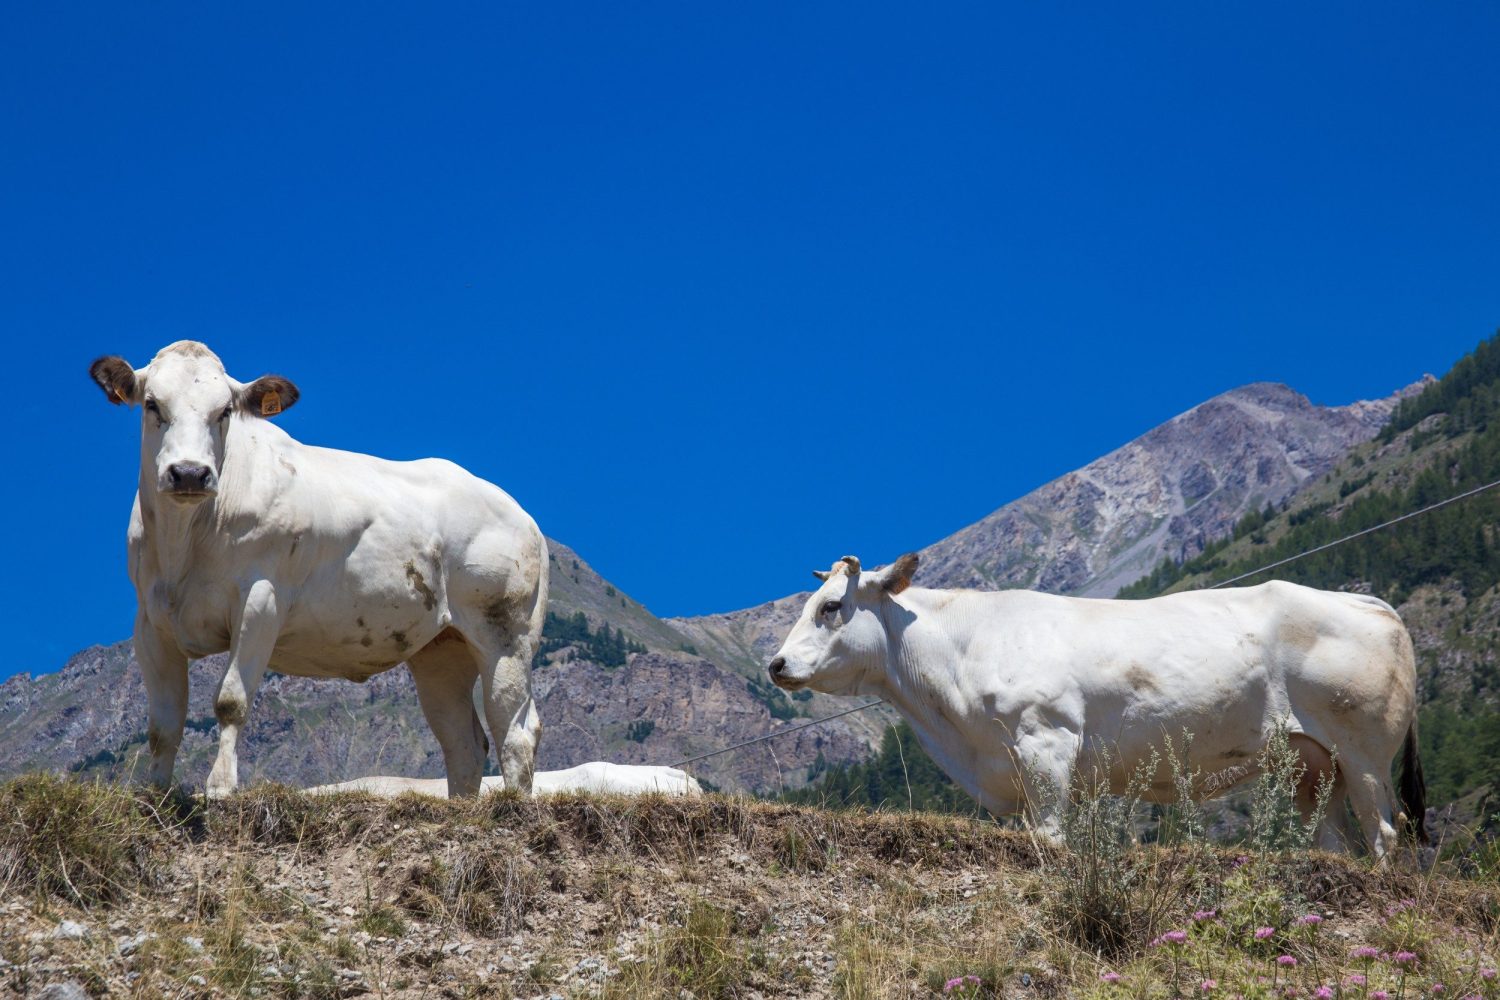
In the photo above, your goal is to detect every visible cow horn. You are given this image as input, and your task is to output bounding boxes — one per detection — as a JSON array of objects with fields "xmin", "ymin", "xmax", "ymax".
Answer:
[
  {"xmin": 812, "ymin": 569, "xmax": 831, "ymax": 582},
  {"xmin": 839, "ymin": 555, "xmax": 861, "ymax": 575}
]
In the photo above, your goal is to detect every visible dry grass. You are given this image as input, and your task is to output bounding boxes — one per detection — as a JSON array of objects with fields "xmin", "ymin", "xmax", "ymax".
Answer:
[
  {"xmin": 2, "ymin": 773, "xmax": 1500, "ymax": 998},
  {"xmin": 0, "ymin": 772, "xmax": 188, "ymax": 905}
]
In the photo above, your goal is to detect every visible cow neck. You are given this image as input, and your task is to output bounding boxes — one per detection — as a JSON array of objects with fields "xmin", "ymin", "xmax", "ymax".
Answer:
[{"xmin": 871, "ymin": 590, "xmax": 954, "ymax": 737}]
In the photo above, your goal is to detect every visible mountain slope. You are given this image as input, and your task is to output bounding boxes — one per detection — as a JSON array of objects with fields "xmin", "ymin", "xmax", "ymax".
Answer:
[{"xmin": 674, "ymin": 379, "xmax": 1424, "ymax": 666}]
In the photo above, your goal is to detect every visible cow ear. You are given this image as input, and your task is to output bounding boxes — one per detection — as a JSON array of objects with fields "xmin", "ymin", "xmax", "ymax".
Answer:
[
  {"xmin": 875, "ymin": 553, "xmax": 919, "ymax": 595},
  {"xmin": 89, "ymin": 356, "xmax": 140, "ymax": 405},
  {"xmin": 240, "ymin": 375, "xmax": 300, "ymax": 418},
  {"xmin": 812, "ymin": 569, "xmax": 832, "ymax": 582}
]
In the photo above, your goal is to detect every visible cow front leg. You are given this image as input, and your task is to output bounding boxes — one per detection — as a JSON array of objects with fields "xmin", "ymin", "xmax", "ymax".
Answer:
[
  {"xmin": 1013, "ymin": 724, "xmax": 1080, "ymax": 842},
  {"xmin": 133, "ymin": 615, "xmax": 189, "ymax": 788},
  {"xmin": 206, "ymin": 579, "xmax": 281, "ymax": 800}
]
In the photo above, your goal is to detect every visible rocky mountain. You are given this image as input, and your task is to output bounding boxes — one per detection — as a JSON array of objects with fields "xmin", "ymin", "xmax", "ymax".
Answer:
[
  {"xmin": 672, "ymin": 379, "xmax": 1428, "ymax": 669},
  {"xmin": 0, "ymin": 543, "xmax": 875, "ymax": 794},
  {"xmin": 0, "ymin": 377, "xmax": 1424, "ymax": 796}
]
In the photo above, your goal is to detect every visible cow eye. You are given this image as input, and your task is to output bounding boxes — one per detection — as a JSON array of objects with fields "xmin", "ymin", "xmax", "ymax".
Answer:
[
  {"xmin": 144, "ymin": 399, "xmax": 167, "ymax": 425},
  {"xmin": 218, "ymin": 405, "xmax": 233, "ymax": 423},
  {"xmin": 820, "ymin": 600, "xmax": 842, "ymax": 618}
]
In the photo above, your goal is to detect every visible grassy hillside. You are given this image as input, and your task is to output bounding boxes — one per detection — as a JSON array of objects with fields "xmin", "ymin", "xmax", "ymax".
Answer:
[{"xmin": 3, "ymin": 775, "xmax": 1499, "ymax": 999}]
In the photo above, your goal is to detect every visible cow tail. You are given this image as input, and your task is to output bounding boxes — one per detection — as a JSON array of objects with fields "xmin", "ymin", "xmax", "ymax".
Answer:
[{"xmin": 1397, "ymin": 721, "xmax": 1428, "ymax": 844}]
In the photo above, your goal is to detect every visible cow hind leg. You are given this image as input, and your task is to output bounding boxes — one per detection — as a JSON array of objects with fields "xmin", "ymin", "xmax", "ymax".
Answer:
[
  {"xmin": 447, "ymin": 537, "xmax": 547, "ymax": 796},
  {"xmin": 468, "ymin": 635, "xmax": 540, "ymax": 796},
  {"xmin": 408, "ymin": 636, "xmax": 486, "ymax": 798},
  {"xmin": 455, "ymin": 592, "xmax": 544, "ymax": 796},
  {"xmin": 1288, "ymin": 734, "xmax": 1352, "ymax": 852},
  {"xmin": 1339, "ymin": 749, "xmax": 1403, "ymax": 860}
]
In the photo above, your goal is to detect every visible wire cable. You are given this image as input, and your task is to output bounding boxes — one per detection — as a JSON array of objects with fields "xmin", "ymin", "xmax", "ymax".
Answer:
[
  {"xmin": 1207, "ymin": 475, "xmax": 1500, "ymax": 589},
  {"xmin": 667, "ymin": 699, "xmax": 885, "ymax": 769}
]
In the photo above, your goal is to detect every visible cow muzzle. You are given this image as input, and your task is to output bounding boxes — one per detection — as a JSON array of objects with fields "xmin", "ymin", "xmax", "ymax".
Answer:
[
  {"xmin": 164, "ymin": 462, "xmax": 218, "ymax": 500},
  {"xmin": 767, "ymin": 656, "xmax": 806, "ymax": 691}
]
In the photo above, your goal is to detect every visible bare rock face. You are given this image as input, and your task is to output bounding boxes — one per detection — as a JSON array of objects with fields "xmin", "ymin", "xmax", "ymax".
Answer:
[
  {"xmin": 920, "ymin": 380, "xmax": 1429, "ymax": 598},
  {"xmin": 673, "ymin": 379, "xmax": 1429, "ymax": 661}
]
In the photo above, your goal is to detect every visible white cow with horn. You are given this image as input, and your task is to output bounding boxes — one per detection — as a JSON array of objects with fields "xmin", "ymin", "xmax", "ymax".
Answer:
[
  {"xmin": 90, "ymin": 341, "xmax": 548, "ymax": 799},
  {"xmin": 767, "ymin": 553, "xmax": 1425, "ymax": 857}
]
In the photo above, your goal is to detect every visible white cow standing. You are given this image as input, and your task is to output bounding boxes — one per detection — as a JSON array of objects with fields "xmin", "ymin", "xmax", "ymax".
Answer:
[
  {"xmin": 90, "ymin": 341, "xmax": 548, "ymax": 799},
  {"xmin": 768, "ymin": 554, "xmax": 1425, "ymax": 857}
]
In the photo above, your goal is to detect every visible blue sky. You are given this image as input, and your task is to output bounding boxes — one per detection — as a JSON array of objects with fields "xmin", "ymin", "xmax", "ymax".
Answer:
[{"xmin": 3, "ymin": 4, "xmax": 1497, "ymax": 678}]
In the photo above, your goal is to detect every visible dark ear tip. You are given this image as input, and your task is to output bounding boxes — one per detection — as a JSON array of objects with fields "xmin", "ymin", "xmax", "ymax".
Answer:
[{"xmin": 89, "ymin": 355, "xmax": 134, "ymax": 404}]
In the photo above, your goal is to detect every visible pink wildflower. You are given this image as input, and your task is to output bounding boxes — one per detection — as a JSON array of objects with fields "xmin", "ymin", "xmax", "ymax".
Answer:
[
  {"xmin": 1431, "ymin": 986, "xmax": 1444, "ymax": 995},
  {"xmin": 1256, "ymin": 927, "xmax": 1276, "ymax": 940},
  {"xmin": 1393, "ymin": 951, "xmax": 1419, "ymax": 966},
  {"xmin": 1372, "ymin": 992, "xmax": 1391, "ymax": 1000},
  {"xmin": 1353, "ymin": 946, "xmax": 1382, "ymax": 960},
  {"xmin": 1279, "ymin": 956, "xmax": 1299, "ymax": 967},
  {"xmin": 1482, "ymin": 968, "xmax": 1497, "ymax": 981},
  {"xmin": 1100, "ymin": 971, "xmax": 1121, "ymax": 984},
  {"xmin": 1194, "ymin": 909, "xmax": 1218, "ymax": 922},
  {"xmin": 944, "ymin": 978, "xmax": 964, "ymax": 993},
  {"xmin": 1298, "ymin": 914, "xmax": 1324, "ymax": 926},
  {"xmin": 1315, "ymin": 988, "xmax": 1334, "ymax": 999},
  {"xmin": 1346, "ymin": 974, "xmax": 1368, "ymax": 986},
  {"xmin": 1159, "ymin": 930, "xmax": 1188, "ymax": 945},
  {"xmin": 1201, "ymin": 980, "xmax": 1217, "ymax": 992}
]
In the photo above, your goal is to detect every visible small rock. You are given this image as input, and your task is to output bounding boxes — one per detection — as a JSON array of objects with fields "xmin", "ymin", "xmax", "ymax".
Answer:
[
  {"xmin": 340, "ymin": 906, "xmax": 356, "ymax": 917},
  {"xmin": 52, "ymin": 920, "xmax": 88, "ymax": 940},
  {"xmin": 36, "ymin": 983, "xmax": 90, "ymax": 1000},
  {"xmin": 456, "ymin": 943, "xmax": 474, "ymax": 956},
  {"xmin": 188, "ymin": 975, "xmax": 207, "ymax": 986},
  {"xmin": 184, "ymin": 936, "xmax": 205, "ymax": 953},
  {"xmin": 117, "ymin": 932, "xmax": 152, "ymax": 955}
]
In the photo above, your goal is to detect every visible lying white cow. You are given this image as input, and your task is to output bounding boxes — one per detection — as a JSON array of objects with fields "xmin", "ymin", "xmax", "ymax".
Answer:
[
  {"xmin": 768, "ymin": 554, "xmax": 1425, "ymax": 857},
  {"xmin": 90, "ymin": 341, "xmax": 548, "ymax": 799},
  {"xmin": 306, "ymin": 762, "xmax": 703, "ymax": 798}
]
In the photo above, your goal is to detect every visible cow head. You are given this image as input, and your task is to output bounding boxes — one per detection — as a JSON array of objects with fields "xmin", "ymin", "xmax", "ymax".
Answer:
[
  {"xmin": 89, "ymin": 341, "xmax": 299, "ymax": 504},
  {"xmin": 767, "ymin": 553, "xmax": 918, "ymax": 694}
]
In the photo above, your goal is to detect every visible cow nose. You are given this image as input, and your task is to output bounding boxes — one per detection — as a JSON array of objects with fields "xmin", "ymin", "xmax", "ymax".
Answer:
[
  {"xmin": 168, "ymin": 462, "xmax": 214, "ymax": 492},
  {"xmin": 768, "ymin": 656, "xmax": 787, "ymax": 679}
]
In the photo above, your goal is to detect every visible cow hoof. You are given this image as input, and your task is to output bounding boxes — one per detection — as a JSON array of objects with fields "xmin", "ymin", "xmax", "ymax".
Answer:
[{"xmin": 204, "ymin": 780, "xmax": 237, "ymax": 801}]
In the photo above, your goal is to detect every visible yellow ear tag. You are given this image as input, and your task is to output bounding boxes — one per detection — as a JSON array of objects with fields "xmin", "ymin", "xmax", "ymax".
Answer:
[{"xmin": 260, "ymin": 391, "xmax": 282, "ymax": 417}]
